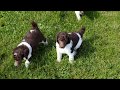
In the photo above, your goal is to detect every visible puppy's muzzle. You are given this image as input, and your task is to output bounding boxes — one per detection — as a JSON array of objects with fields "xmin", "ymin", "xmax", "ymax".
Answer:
[{"xmin": 14, "ymin": 61, "xmax": 21, "ymax": 67}]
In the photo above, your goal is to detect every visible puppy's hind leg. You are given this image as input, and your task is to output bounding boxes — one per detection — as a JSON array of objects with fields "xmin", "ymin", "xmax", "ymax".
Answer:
[{"xmin": 56, "ymin": 50, "xmax": 62, "ymax": 63}]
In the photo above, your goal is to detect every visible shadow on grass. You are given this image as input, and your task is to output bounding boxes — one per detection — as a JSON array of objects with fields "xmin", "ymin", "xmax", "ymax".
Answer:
[
  {"xmin": 84, "ymin": 11, "xmax": 100, "ymax": 20},
  {"xmin": 0, "ymin": 53, "xmax": 7, "ymax": 64},
  {"xmin": 75, "ymin": 35, "xmax": 99, "ymax": 60},
  {"xmin": 59, "ymin": 11, "xmax": 68, "ymax": 22},
  {"xmin": 30, "ymin": 38, "xmax": 56, "ymax": 68}
]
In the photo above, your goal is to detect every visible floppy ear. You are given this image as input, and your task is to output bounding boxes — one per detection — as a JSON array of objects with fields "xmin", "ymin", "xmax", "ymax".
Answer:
[
  {"xmin": 66, "ymin": 33, "xmax": 70, "ymax": 44},
  {"xmin": 23, "ymin": 49, "xmax": 29, "ymax": 59},
  {"xmin": 56, "ymin": 32, "xmax": 60, "ymax": 43}
]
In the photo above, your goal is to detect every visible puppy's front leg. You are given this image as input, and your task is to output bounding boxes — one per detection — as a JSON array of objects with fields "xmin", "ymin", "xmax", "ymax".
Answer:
[
  {"xmin": 23, "ymin": 57, "xmax": 30, "ymax": 68},
  {"xmin": 56, "ymin": 50, "xmax": 62, "ymax": 62},
  {"xmin": 25, "ymin": 60, "xmax": 30, "ymax": 68},
  {"xmin": 23, "ymin": 52, "xmax": 32, "ymax": 68}
]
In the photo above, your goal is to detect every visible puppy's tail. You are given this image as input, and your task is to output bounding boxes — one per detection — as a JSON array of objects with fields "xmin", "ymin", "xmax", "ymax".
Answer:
[
  {"xmin": 31, "ymin": 21, "xmax": 39, "ymax": 30},
  {"xmin": 79, "ymin": 26, "xmax": 85, "ymax": 38}
]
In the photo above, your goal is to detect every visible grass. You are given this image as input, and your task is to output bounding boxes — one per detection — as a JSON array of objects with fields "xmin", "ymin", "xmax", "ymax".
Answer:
[{"xmin": 0, "ymin": 11, "xmax": 120, "ymax": 79}]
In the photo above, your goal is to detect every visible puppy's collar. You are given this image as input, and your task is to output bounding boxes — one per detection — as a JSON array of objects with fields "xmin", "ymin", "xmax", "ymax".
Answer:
[{"xmin": 17, "ymin": 41, "xmax": 32, "ymax": 59}]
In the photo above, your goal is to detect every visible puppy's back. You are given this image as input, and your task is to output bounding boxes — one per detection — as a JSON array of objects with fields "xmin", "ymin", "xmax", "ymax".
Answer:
[{"xmin": 24, "ymin": 21, "xmax": 46, "ymax": 48}]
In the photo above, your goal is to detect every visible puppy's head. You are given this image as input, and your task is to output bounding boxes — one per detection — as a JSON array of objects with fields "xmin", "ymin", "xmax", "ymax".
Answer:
[
  {"xmin": 13, "ymin": 47, "xmax": 24, "ymax": 67},
  {"xmin": 56, "ymin": 32, "xmax": 70, "ymax": 48}
]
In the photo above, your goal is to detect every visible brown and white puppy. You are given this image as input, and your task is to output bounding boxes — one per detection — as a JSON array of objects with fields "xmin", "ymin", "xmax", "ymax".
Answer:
[
  {"xmin": 56, "ymin": 27, "xmax": 85, "ymax": 63},
  {"xmin": 75, "ymin": 11, "xmax": 84, "ymax": 20},
  {"xmin": 13, "ymin": 21, "xmax": 48, "ymax": 68}
]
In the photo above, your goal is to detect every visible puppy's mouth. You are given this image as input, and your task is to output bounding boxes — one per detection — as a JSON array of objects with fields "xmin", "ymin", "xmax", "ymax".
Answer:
[
  {"xmin": 59, "ymin": 46, "xmax": 65, "ymax": 48},
  {"xmin": 59, "ymin": 41, "xmax": 66, "ymax": 48}
]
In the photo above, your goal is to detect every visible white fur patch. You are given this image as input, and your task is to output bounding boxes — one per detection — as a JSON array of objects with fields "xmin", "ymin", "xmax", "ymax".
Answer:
[
  {"xmin": 74, "ymin": 33, "xmax": 82, "ymax": 50},
  {"xmin": 30, "ymin": 30, "xmax": 35, "ymax": 33},
  {"xmin": 75, "ymin": 11, "xmax": 83, "ymax": 20},
  {"xmin": 56, "ymin": 33, "xmax": 82, "ymax": 63},
  {"xmin": 25, "ymin": 60, "xmax": 30, "ymax": 68},
  {"xmin": 14, "ymin": 61, "xmax": 18, "ymax": 66},
  {"xmin": 23, "ymin": 57, "xmax": 27, "ymax": 60},
  {"xmin": 17, "ymin": 42, "xmax": 32, "ymax": 60},
  {"xmin": 17, "ymin": 41, "xmax": 32, "ymax": 68},
  {"xmin": 40, "ymin": 40, "xmax": 48, "ymax": 45},
  {"xmin": 22, "ymin": 39, "xmax": 25, "ymax": 42}
]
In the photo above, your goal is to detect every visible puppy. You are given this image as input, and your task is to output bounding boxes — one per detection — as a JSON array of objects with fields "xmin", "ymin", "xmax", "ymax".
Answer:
[
  {"xmin": 75, "ymin": 11, "xmax": 84, "ymax": 21},
  {"xmin": 56, "ymin": 27, "xmax": 85, "ymax": 63},
  {"xmin": 13, "ymin": 21, "xmax": 48, "ymax": 68}
]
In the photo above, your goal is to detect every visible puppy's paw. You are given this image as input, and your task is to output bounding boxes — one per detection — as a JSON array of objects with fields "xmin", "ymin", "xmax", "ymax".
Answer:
[
  {"xmin": 14, "ymin": 62, "xmax": 18, "ymax": 67},
  {"xmin": 69, "ymin": 60, "xmax": 73, "ymax": 64},
  {"xmin": 69, "ymin": 60, "xmax": 75, "ymax": 64},
  {"xmin": 57, "ymin": 59, "xmax": 61, "ymax": 63},
  {"xmin": 69, "ymin": 57, "xmax": 75, "ymax": 64},
  {"xmin": 25, "ymin": 60, "xmax": 30, "ymax": 68}
]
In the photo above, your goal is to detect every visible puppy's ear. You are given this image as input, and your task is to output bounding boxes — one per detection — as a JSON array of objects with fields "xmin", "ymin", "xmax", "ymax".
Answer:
[
  {"xmin": 23, "ymin": 49, "xmax": 29, "ymax": 59},
  {"xmin": 56, "ymin": 32, "xmax": 60, "ymax": 43},
  {"xmin": 66, "ymin": 33, "xmax": 70, "ymax": 44}
]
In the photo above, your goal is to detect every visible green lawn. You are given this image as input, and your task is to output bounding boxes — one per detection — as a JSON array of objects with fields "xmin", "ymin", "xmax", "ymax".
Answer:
[{"xmin": 0, "ymin": 11, "xmax": 120, "ymax": 79}]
